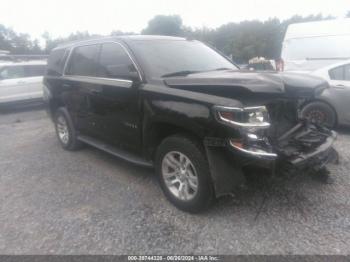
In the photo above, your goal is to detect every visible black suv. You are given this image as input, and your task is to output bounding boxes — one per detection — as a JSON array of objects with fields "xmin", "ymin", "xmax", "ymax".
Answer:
[{"xmin": 44, "ymin": 35, "xmax": 337, "ymax": 212}]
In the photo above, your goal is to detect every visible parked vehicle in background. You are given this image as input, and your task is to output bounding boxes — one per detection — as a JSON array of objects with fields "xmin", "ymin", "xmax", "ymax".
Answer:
[
  {"xmin": 0, "ymin": 60, "xmax": 47, "ymax": 106},
  {"xmin": 299, "ymin": 60, "xmax": 350, "ymax": 127},
  {"xmin": 247, "ymin": 57, "xmax": 276, "ymax": 71},
  {"xmin": 281, "ymin": 18, "xmax": 350, "ymax": 72},
  {"xmin": 44, "ymin": 36, "xmax": 337, "ymax": 212}
]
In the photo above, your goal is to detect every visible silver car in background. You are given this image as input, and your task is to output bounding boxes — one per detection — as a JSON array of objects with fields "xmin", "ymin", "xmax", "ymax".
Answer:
[
  {"xmin": 0, "ymin": 60, "xmax": 46, "ymax": 107},
  {"xmin": 299, "ymin": 60, "xmax": 350, "ymax": 127},
  {"xmin": 281, "ymin": 18, "xmax": 350, "ymax": 127}
]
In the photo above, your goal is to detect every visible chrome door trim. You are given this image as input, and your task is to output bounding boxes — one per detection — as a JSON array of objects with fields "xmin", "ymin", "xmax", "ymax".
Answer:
[{"xmin": 62, "ymin": 75, "xmax": 133, "ymax": 88}]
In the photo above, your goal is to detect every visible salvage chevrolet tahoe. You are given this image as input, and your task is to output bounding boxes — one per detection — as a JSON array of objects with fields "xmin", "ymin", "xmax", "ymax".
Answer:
[{"xmin": 44, "ymin": 36, "xmax": 337, "ymax": 212}]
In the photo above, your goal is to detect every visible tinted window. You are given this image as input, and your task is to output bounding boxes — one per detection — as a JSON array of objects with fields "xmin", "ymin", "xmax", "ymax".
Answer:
[
  {"xmin": 129, "ymin": 40, "xmax": 237, "ymax": 77},
  {"xmin": 97, "ymin": 43, "xmax": 136, "ymax": 79},
  {"xmin": 47, "ymin": 49, "xmax": 68, "ymax": 76},
  {"xmin": 66, "ymin": 45, "xmax": 100, "ymax": 76},
  {"xmin": 345, "ymin": 64, "xmax": 350, "ymax": 81},
  {"xmin": 329, "ymin": 66, "xmax": 344, "ymax": 80},
  {"xmin": 0, "ymin": 66, "xmax": 26, "ymax": 80},
  {"xmin": 24, "ymin": 65, "xmax": 46, "ymax": 77}
]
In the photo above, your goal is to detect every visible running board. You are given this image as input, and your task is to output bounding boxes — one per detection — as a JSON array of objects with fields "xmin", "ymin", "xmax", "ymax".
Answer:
[{"xmin": 77, "ymin": 135, "xmax": 153, "ymax": 168}]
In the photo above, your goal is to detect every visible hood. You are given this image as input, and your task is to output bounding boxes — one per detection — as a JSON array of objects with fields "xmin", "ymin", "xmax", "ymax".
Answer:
[{"xmin": 163, "ymin": 70, "xmax": 328, "ymax": 100}]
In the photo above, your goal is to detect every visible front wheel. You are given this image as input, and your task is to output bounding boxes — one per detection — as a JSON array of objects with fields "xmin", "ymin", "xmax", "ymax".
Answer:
[{"xmin": 155, "ymin": 135, "xmax": 214, "ymax": 213}]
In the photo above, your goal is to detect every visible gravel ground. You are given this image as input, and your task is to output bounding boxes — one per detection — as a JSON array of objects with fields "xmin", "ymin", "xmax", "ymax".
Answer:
[{"xmin": 0, "ymin": 107, "xmax": 350, "ymax": 255}]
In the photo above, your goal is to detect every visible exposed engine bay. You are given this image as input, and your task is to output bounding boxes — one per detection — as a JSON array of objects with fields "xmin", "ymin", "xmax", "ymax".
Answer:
[{"xmin": 266, "ymin": 99, "xmax": 337, "ymax": 167}]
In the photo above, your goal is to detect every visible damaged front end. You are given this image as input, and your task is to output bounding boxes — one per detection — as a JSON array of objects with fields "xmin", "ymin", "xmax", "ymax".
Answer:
[
  {"xmin": 266, "ymin": 100, "xmax": 338, "ymax": 170},
  {"xmin": 209, "ymin": 99, "xmax": 338, "ymax": 196},
  {"xmin": 216, "ymin": 100, "xmax": 338, "ymax": 170}
]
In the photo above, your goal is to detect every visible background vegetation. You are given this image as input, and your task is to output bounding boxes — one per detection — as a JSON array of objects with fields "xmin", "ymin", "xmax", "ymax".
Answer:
[{"xmin": 1, "ymin": 11, "xmax": 349, "ymax": 63}]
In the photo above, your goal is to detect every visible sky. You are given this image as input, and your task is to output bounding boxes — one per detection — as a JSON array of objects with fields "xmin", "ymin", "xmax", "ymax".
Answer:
[{"xmin": 1, "ymin": 0, "xmax": 349, "ymax": 40}]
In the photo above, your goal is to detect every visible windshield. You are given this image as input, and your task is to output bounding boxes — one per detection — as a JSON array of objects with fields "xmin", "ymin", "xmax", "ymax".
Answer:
[{"xmin": 129, "ymin": 40, "xmax": 238, "ymax": 78}]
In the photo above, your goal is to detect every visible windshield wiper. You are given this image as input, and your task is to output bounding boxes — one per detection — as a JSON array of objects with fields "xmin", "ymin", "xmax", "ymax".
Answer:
[{"xmin": 162, "ymin": 70, "xmax": 201, "ymax": 78}]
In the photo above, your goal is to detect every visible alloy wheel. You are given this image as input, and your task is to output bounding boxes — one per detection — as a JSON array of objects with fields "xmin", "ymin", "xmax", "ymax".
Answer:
[
  {"xmin": 56, "ymin": 115, "xmax": 70, "ymax": 145},
  {"xmin": 161, "ymin": 151, "xmax": 199, "ymax": 201}
]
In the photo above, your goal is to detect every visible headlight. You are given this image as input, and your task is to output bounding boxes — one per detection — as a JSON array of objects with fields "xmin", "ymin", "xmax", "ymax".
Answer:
[{"xmin": 214, "ymin": 105, "xmax": 270, "ymax": 128}]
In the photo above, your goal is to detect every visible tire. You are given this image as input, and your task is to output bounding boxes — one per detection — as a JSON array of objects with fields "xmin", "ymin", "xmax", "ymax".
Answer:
[
  {"xmin": 155, "ymin": 135, "xmax": 214, "ymax": 213},
  {"xmin": 54, "ymin": 108, "xmax": 82, "ymax": 151},
  {"xmin": 301, "ymin": 101, "xmax": 337, "ymax": 128}
]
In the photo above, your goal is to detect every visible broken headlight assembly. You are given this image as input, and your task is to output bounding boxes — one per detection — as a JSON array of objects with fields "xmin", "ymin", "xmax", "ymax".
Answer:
[
  {"xmin": 214, "ymin": 105, "xmax": 270, "ymax": 128},
  {"xmin": 214, "ymin": 105, "xmax": 277, "ymax": 158}
]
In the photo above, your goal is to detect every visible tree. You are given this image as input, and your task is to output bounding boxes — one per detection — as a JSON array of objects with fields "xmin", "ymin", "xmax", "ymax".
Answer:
[
  {"xmin": 0, "ymin": 12, "xmax": 342, "ymax": 58},
  {"xmin": 110, "ymin": 30, "xmax": 135, "ymax": 36},
  {"xmin": 0, "ymin": 24, "xmax": 43, "ymax": 54},
  {"xmin": 42, "ymin": 31, "xmax": 99, "ymax": 53},
  {"xmin": 142, "ymin": 15, "xmax": 183, "ymax": 36}
]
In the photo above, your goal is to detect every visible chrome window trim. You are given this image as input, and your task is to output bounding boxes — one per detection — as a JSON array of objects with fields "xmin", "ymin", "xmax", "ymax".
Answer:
[
  {"xmin": 62, "ymin": 40, "xmax": 143, "ymax": 84},
  {"xmin": 62, "ymin": 75, "xmax": 132, "ymax": 88}
]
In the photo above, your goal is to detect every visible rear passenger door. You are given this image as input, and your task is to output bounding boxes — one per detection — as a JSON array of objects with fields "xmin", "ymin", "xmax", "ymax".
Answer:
[
  {"xmin": 22, "ymin": 64, "xmax": 46, "ymax": 99},
  {"xmin": 64, "ymin": 44, "xmax": 102, "ymax": 137},
  {"xmin": 0, "ymin": 65, "xmax": 29, "ymax": 103},
  {"xmin": 64, "ymin": 42, "xmax": 142, "ymax": 153}
]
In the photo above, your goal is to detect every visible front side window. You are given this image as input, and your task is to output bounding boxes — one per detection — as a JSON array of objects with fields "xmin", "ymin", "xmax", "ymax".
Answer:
[
  {"xmin": 0, "ymin": 66, "xmax": 26, "ymax": 80},
  {"xmin": 329, "ymin": 66, "xmax": 344, "ymax": 80},
  {"xmin": 66, "ymin": 44, "xmax": 100, "ymax": 76},
  {"xmin": 97, "ymin": 43, "xmax": 136, "ymax": 80}
]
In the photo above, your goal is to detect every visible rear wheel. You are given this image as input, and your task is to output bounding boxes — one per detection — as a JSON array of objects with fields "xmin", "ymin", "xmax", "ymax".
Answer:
[
  {"xmin": 155, "ymin": 135, "xmax": 214, "ymax": 213},
  {"xmin": 54, "ymin": 108, "xmax": 82, "ymax": 150},
  {"xmin": 301, "ymin": 101, "xmax": 337, "ymax": 128}
]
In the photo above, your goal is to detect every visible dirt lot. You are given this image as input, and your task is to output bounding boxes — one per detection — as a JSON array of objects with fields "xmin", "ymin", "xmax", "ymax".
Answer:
[{"xmin": 0, "ymin": 107, "xmax": 350, "ymax": 254}]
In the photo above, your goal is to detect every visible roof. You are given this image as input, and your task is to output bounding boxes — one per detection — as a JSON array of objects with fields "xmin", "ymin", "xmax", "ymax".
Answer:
[
  {"xmin": 53, "ymin": 35, "xmax": 187, "ymax": 50},
  {"xmin": 285, "ymin": 18, "xmax": 350, "ymax": 40}
]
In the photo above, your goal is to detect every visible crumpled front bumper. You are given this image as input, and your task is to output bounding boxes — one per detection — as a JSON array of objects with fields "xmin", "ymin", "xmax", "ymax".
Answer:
[
  {"xmin": 227, "ymin": 125, "xmax": 337, "ymax": 169},
  {"xmin": 287, "ymin": 130, "xmax": 337, "ymax": 168},
  {"xmin": 205, "ymin": 126, "xmax": 338, "ymax": 197}
]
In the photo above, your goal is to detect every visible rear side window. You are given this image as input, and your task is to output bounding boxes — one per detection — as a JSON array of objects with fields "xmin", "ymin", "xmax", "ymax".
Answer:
[
  {"xmin": 329, "ymin": 66, "xmax": 344, "ymax": 80},
  {"xmin": 96, "ymin": 43, "xmax": 136, "ymax": 79},
  {"xmin": 66, "ymin": 44, "xmax": 100, "ymax": 76},
  {"xmin": 24, "ymin": 65, "xmax": 46, "ymax": 77},
  {"xmin": 47, "ymin": 49, "xmax": 68, "ymax": 76}
]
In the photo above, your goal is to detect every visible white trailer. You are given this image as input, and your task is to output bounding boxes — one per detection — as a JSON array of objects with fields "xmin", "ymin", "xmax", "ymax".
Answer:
[{"xmin": 281, "ymin": 18, "xmax": 350, "ymax": 72}]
